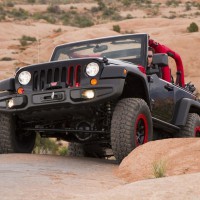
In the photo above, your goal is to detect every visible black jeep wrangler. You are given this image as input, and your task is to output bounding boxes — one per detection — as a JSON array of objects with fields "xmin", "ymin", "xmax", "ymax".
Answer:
[{"xmin": 0, "ymin": 33, "xmax": 199, "ymax": 163}]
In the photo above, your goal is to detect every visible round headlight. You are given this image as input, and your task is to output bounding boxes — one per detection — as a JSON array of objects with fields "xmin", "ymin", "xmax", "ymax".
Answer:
[
  {"xmin": 18, "ymin": 71, "xmax": 31, "ymax": 85},
  {"xmin": 86, "ymin": 62, "xmax": 99, "ymax": 77}
]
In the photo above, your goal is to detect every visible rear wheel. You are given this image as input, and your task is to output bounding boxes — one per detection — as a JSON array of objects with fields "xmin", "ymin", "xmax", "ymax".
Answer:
[
  {"xmin": 68, "ymin": 142, "xmax": 106, "ymax": 158},
  {"xmin": 111, "ymin": 98, "xmax": 153, "ymax": 163},
  {"xmin": 0, "ymin": 113, "xmax": 36, "ymax": 153},
  {"xmin": 67, "ymin": 142, "xmax": 85, "ymax": 157},
  {"xmin": 177, "ymin": 113, "xmax": 200, "ymax": 137}
]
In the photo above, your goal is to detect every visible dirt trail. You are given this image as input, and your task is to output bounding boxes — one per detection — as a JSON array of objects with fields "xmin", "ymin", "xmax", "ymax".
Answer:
[
  {"xmin": 0, "ymin": 154, "xmax": 125, "ymax": 200},
  {"xmin": 1, "ymin": 139, "xmax": 200, "ymax": 199}
]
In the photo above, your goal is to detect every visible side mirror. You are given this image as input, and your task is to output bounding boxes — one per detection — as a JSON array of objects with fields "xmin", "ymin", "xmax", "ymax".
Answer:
[{"xmin": 152, "ymin": 53, "xmax": 168, "ymax": 67}]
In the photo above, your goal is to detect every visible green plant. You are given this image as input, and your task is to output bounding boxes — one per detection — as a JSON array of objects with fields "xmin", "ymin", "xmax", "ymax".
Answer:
[
  {"xmin": 27, "ymin": 0, "xmax": 35, "ymax": 3},
  {"xmin": 187, "ymin": 22, "xmax": 199, "ymax": 32},
  {"xmin": 166, "ymin": 0, "xmax": 180, "ymax": 7},
  {"xmin": 6, "ymin": 1, "xmax": 15, "ymax": 7},
  {"xmin": 185, "ymin": 3, "xmax": 191, "ymax": 11},
  {"xmin": 19, "ymin": 35, "xmax": 37, "ymax": 46},
  {"xmin": 97, "ymin": 0, "xmax": 106, "ymax": 11},
  {"xmin": 121, "ymin": 0, "xmax": 133, "ymax": 6},
  {"xmin": 126, "ymin": 14, "xmax": 133, "ymax": 19},
  {"xmin": 0, "ymin": 57, "xmax": 13, "ymax": 61},
  {"xmin": 33, "ymin": 134, "xmax": 59, "ymax": 155},
  {"xmin": 113, "ymin": 24, "xmax": 121, "ymax": 33},
  {"xmin": 9, "ymin": 8, "xmax": 29, "ymax": 20},
  {"xmin": 47, "ymin": 5, "xmax": 62, "ymax": 14},
  {"xmin": 58, "ymin": 146, "xmax": 68, "ymax": 156},
  {"xmin": 74, "ymin": 15, "xmax": 94, "ymax": 28},
  {"xmin": 153, "ymin": 159, "xmax": 167, "ymax": 178},
  {"xmin": 0, "ymin": 6, "xmax": 6, "ymax": 21},
  {"xmin": 33, "ymin": 12, "xmax": 56, "ymax": 24}
]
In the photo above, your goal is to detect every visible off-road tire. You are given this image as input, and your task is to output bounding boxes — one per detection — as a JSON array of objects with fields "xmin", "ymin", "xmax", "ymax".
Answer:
[
  {"xmin": 67, "ymin": 142, "xmax": 85, "ymax": 157},
  {"xmin": 111, "ymin": 98, "xmax": 153, "ymax": 163},
  {"xmin": 0, "ymin": 113, "xmax": 36, "ymax": 153},
  {"xmin": 177, "ymin": 113, "xmax": 200, "ymax": 137},
  {"xmin": 68, "ymin": 142, "xmax": 106, "ymax": 158}
]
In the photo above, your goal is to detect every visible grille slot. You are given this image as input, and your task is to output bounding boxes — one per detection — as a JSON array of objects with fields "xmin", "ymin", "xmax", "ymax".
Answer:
[
  {"xmin": 32, "ymin": 65, "xmax": 81, "ymax": 91},
  {"xmin": 47, "ymin": 69, "xmax": 52, "ymax": 84},
  {"xmin": 68, "ymin": 66, "xmax": 74, "ymax": 87}
]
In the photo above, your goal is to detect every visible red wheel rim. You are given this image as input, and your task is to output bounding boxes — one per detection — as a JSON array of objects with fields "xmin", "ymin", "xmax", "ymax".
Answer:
[
  {"xmin": 195, "ymin": 126, "xmax": 200, "ymax": 137},
  {"xmin": 134, "ymin": 114, "xmax": 148, "ymax": 146}
]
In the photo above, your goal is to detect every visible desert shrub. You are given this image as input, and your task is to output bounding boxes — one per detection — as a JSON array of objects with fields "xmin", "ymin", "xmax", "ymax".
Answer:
[
  {"xmin": 185, "ymin": 2, "xmax": 191, "ymax": 11},
  {"xmin": 102, "ymin": 7, "xmax": 115, "ymax": 18},
  {"xmin": 168, "ymin": 14, "xmax": 177, "ymax": 19},
  {"xmin": 0, "ymin": 6, "xmax": 6, "ymax": 21},
  {"xmin": 58, "ymin": 146, "xmax": 68, "ymax": 156},
  {"xmin": 113, "ymin": 24, "xmax": 121, "ymax": 33},
  {"xmin": 153, "ymin": 160, "xmax": 167, "ymax": 178},
  {"xmin": 33, "ymin": 12, "xmax": 56, "ymax": 23},
  {"xmin": 0, "ymin": 57, "xmax": 13, "ymax": 61},
  {"xmin": 27, "ymin": 0, "xmax": 35, "ymax": 3},
  {"xmin": 47, "ymin": 5, "xmax": 62, "ymax": 14},
  {"xmin": 62, "ymin": 12, "xmax": 94, "ymax": 27},
  {"xmin": 39, "ymin": 0, "xmax": 47, "ymax": 4},
  {"xmin": 33, "ymin": 134, "xmax": 59, "ymax": 155},
  {"xmin": 112, "ymin": 13, "xmax": 123, "ymax": 21},
  {"xmin": 9, "ymin": 8, "xmax": 29, "ymax": 20},
  {"xmin": 70, "ymin": 6, "xmax": 77, "ymax": 9},
  {"xmin": 121, "ymin": 0, "xmax": 133, "ymax": 6},
  {"xmin": 194, "ymin": 12, "xmax": 200, "ymax": 16},
  {"xmin": 97, "ymin": 0, "xmax": 106, "ymax": 11},
  {"xmin": 6, "ymin": 1, "xmax": 15, "ymax": 7},
  {"xmin": 151, "ymin": 7, "xmax": 160, "ymax": 16},
  {"xmin": 187, "ymin": 22, "xmax": 199, "ymax": 32},
  {"xmin": 126, "ymin": 14, "xmax": 133, "ymax": 19},
  {"xmin": 74, "ymin": 15, "xmax": 94, "ymax": 27},
  {"xmin": 166, "ymin": 0, "xmax": 180, "ymax": 7},
  {"xmin": 19, "ymin": 35, "xmax": 37, "ymax": 46},
  {"xmin": 179, "ymin": 14, "xmax": 187, "ymax": 18}
]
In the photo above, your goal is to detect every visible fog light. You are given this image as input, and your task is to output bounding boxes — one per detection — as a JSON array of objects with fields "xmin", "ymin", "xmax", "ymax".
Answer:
[
  {"xmin": 82, "ymin": 90, "xmax": 95, "ymax": 99},
  {"xmin": 8, "ymin": 99, "xmax": 14, "ymax": 108}
]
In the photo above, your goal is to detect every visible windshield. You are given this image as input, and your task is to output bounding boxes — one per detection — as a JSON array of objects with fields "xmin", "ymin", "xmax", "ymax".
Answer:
[{"xmin": 51, "ymin": 34, "xmax": 147, "ymax": 66}]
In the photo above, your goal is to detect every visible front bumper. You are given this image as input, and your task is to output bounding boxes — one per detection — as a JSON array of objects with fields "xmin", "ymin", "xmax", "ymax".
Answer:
[{"xmin": 0, "ymin": 79, "xmax": 125, "ymax": 113}]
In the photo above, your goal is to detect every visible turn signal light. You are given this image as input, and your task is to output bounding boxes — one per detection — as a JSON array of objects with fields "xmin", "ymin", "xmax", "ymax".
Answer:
[
  {"xmin": 90, "ymin": 78, "xmax": 98, "ymax": 85},
  {"xmin": 123, "ymin": 69, "xmax": 127, "ymax": 75},
  {"xmin": 17, "ymin": 87, "xmax": 24, "ymax": 94}
]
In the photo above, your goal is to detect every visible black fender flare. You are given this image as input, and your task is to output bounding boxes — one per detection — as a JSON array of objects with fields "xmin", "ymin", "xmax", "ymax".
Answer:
[
  {"xmin": 173, "ymin": 98, "xmax": 200, "ymax": 126},
  {"xmin": 0, "ymin": 78, "xmax": 15, "ymax": 91}
]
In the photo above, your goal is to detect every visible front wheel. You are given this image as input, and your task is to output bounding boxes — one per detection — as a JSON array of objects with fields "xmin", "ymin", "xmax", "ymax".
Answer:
[
  {"xmin": 0, "ymin": 113, "xmax": 36, "ymax": 153},
  {"xmin": 111, "ymin": 98, "xmax": 153, "ymax": 163}
]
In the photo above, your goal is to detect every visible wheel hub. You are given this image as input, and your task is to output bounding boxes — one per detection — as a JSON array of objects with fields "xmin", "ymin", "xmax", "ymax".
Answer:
[{"xmin": 135, "ymin": 114, "xmax": 148, "ymax": 146}]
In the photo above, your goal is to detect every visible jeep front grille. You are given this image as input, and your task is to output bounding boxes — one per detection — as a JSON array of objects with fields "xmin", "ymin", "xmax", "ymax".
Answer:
[{"xmin": 32, "ymin": 65, "xmax": 81, "ymax": 91}]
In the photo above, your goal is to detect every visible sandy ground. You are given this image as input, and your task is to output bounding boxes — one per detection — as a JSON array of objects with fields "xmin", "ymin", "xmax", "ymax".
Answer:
[
  {"xmin": 0, "ymin": 154, "xmax": 125, "ymax": 200},
  {"xmin": 1, "ymin": 138, "xmax": 200, "ymax": 200}
]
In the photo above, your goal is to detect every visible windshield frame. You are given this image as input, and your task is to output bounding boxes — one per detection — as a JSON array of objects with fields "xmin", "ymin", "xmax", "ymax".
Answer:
[{"xmin": 50, "ymin": 33, "xmax": 148, "ymax": 67}]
